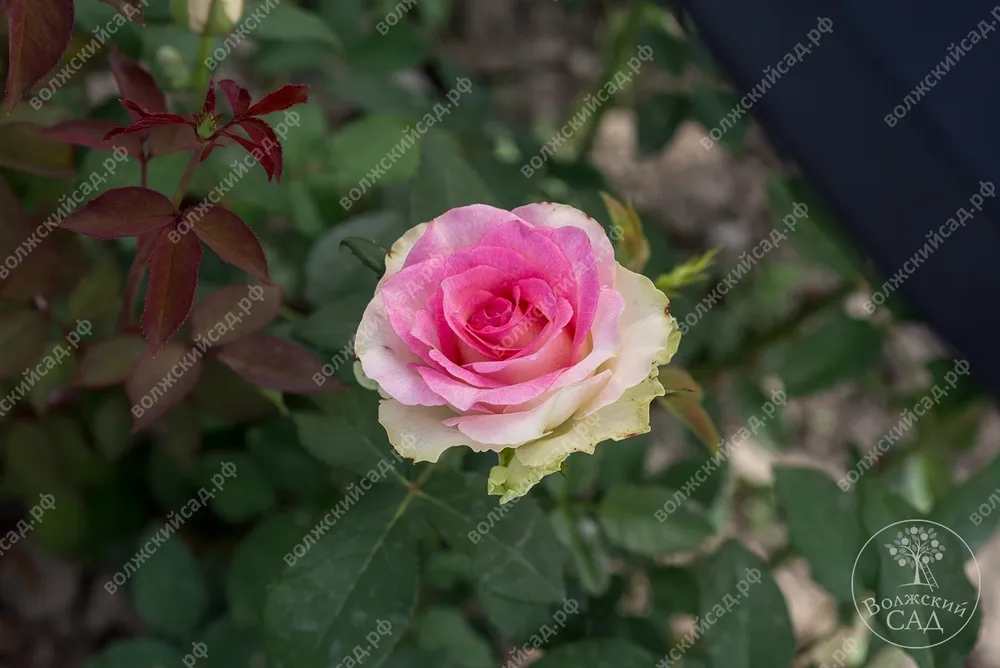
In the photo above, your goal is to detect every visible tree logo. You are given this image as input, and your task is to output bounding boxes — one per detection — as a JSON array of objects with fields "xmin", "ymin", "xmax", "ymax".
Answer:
[
  {"xmin": 885, "ymin": 525, "xmax": 945, "ymax": 590},
  {"xmin": 852, "ymin": 520, "xmax": 980, "ymax": 650}
]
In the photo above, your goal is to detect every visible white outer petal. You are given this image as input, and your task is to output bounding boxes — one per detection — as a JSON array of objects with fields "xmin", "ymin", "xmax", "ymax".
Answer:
[
  {"xmin": 380, "ymin": 222, "xmax": 429, "ymax": 287},
  {"xmin": 378, "ymin": 400, "xmax": 502, "ymax": 462},
  {"xmin": 444, "ymin": 371, "xmax": 612, "ymax": 446},
  {"xmin": 583, "ymin": 264, "xmax": 678, "ymax": 415},
  {"xmin": 489, "ymin": 372, "xmax": 666, "ymax": 502}
]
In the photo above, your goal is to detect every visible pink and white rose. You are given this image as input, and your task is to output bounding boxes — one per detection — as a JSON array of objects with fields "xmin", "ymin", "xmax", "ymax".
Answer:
[{"xmin": 355, "ymin": 203, "xmax": 680, "ymax": 502}]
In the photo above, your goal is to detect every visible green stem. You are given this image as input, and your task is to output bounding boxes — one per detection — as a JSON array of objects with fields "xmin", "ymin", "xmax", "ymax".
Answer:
[
  {"xmin": 172, "ymin": 148, "xmax": 202, "ymax": 207},
  {"xmin": 192, "ymin": 22, "xmax": 215, "ymax": 94}
]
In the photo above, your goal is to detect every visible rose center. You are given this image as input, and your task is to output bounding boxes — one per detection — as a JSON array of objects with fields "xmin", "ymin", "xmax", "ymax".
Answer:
[{"xmin": 469, "ymin": 296, "xmax": 514, "ymax": 331}]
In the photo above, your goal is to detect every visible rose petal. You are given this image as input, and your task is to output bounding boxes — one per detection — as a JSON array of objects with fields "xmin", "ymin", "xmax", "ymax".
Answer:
[
  {"xmin": 355, "ymin": 292, "xmax": 446, "ymax": 406},
  {"xmin": 478, "ymin": 220, "xmax": 597, "ymax": 356},
  {"xmin": 442, "ymin": 371, "xmax": 611, "ymax": 446},
  {"xmin": 583, "ymin": 265, "xmax": 679, "ymax": 415},
  {"xmin": 403, "ymin": 204, "xmax": 523, "ymax": 269},
  {"xmin": 381, "ymin": 222, "xmax": 429, "ymax": 285},
  {"xmin": 488, "ymin": 372, "xmax": 665, "ymax": 503},
  {"xmin": 378, "ymin": 400, "xmax": 502, "ymax": 462},
  {"xmin": 512, "ymin": 202, "xmax": 616, "ymax": 288},
  {"xmin": 379, "ymin": 256, "xmax": 448, "ymax": 361}
]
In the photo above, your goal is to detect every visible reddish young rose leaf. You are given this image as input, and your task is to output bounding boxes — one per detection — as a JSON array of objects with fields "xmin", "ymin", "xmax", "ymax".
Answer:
[
  {"xmin": 119, "ymin": 231, "xmax": 159, "ymax": 327},
  {"xmin": 3, "ymin": 0, "xmax": 75, "ymax": 111},
  {"xmin": 0, "ymin": 122, "xmax": 74, "ymax": 178},
  {"xmin": 215, "ymin": 335, "xmax": 332, "ymax": 394},
  {"xmin": 97, "ymin": 0, "xmax": 144, "ymax": 24},
  {"xmin": 126, "ymin": 341, "xmax": 203, "ymax": 431},
  {"xmin": 76, "ymin": 335, "xmax": 147, "ymax": 388},
  {"xmin": 190, "ymin": 283, "xmax": 282, "ymax": 347},
  {"xmin": 106, "ymin": 101, "xmax": 190, "ymax": 139},
  {"xmin": 60, "ymin": 187, "xmax": 178, "ymax": 239},
  {"xmin": 218, "ymin": 79, "xmax": 252, "ymax": 116},
  {"xmin": 142, "ymin": 227, "xmax": 203, "ymax": 354},
  {"xmin": 186, "ymin": 205, "xmax": 270, "ymax": 282},
  {"xmin": 247, "ymin": 83, "xmax": 310, "ymax": 117},
  {"xmin": 38, "ymin": 119, "xmax": 142, "ymax": 157},
  {"xmin": 109, "ymin": 47, "xmax": 165, "ymax": 114}
]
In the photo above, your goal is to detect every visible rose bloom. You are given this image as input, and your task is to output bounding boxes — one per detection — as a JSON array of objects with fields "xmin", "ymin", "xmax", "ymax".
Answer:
[{"xmin": 355, "ymin": 203, "xmax": 680, "ymax": 502}]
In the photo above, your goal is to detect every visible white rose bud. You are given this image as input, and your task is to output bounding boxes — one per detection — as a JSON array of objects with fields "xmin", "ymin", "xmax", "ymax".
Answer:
[{"xmin": 173, "ymin": 0, "xmax": 244, "ymax": 35}]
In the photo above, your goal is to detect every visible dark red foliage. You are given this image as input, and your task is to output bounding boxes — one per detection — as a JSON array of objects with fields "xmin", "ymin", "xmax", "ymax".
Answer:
[
  {"xmin": 3, "ymin": 0, "xmax": 75, "ymax": 111},
  {"xmin": 106, "ymin": 79, "xmax": 309, "ymax": 181}
]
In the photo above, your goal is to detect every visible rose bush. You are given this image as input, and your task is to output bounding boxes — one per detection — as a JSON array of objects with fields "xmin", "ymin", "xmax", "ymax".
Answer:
[{"xmin": 356, "ymin": 202, "xmax": 681, "ymax": 501}]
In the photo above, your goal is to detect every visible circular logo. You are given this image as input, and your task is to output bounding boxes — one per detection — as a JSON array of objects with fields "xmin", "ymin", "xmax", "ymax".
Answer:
[{"xmin": 852, "ymin": 520, "xmax": 980, "ymax": 650}]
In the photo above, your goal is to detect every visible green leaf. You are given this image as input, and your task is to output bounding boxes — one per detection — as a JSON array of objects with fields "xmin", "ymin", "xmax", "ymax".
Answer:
[
  {"xmin": 638, "ymin": 27, "xmax": 689, "ymax": 75},
  {"xmin": 764, "ymin": 313, "xmax": 883, "ymax": 396},
  {"xmin": 550, "ymin": 506, "xmax": 611, "ymax": 596},
  {"xmin": 199, "ymin": 619, "xmax": 266, "ymax": 668},
  {"xmin": 264, "ymin": 485, "xmax": 419, "ymax": 668},
  {"xmin": 227, "ymin": 510, "xmax": 317, "ymax": 626},
  {"xmin": 636, "ymin": 93, "xmax": 689, "ymax": 156},
  {"xmin": 598, "ymin": 485, "xmax": 714, "ymax": 557},
  {"xmin": 91, "ymin": 392, "xmax": 134, "ymax": 460},
  {"xmin": 341, "ymin": 237, "xmax": 388, "ymax": 276},
  {"xmin": 344, "ymin": 22, "xmax": 430, "ymax": 74},
  {"xmin": 409, "ymin": 130, "xmax": 495, "ymax": 223},
  {"xmin": 245, "ymin": 0, "xmax": 340, "ymax": 47},
  {"xmin": 649, "ymin": 566, "xmax": 700, "ymax": 622},
  {"xmin": 774, "ymin": 466, "xmax": 863, "ymax": 601},
  {"xmin": 691, "ymin": 86, "xmax": 748, "ymax": 151},
  {"xmin": 859, "ymin": 484, "xmax": 981, "ymax": 668},
  {"xmin": 423, "ymin": 550, "xmax": 472, "ymax": 590},
  {"xmin": 305, "ymin": 211, "xmax": 405, "ymax": 305},
  {"xmin": 651, "ymin": 454, "xmax": 727, "ymax": 509},
  {"xmin": 130, "ymin": 524, "xmax": 208, "ymax": 640},
  {"xmin": 246, "ymin": 418, "xmax": 338, "ymax": 506},
  {"xmin": 930, "ymin": 451, "xmax": 1000, "ymax": 554},
  {"xmin": 767, "ymin": 176, "xmax": 865, "ymax": 281},
  {"xmin": 735, "ymin": 381, "xmax": 789, "ymax": 449},
  {"xmin": 530, "ymin": 640, "xmax": 655, "ymax": 668},
  {"xmin": 382, "ymin": 649, "xmax": 462, "ymax": 668},
  {"xmin": 697, "ymin": 541, "xmax": 795, "ymax": 668},
  {"xmin": 415, "ymin": 606, "xmax": 495, "ymax": 668},
  {"xmin": 294, "ymin": 292, "xmax": 369, "ymax": 356},
  {"xmin": 85, "ymin": 639, "xmax": 186, "ymax": 668},
  {"xmin": 327, "ymin": 115, "xmax": 422, "ymax": 188},
  {"xmin": 281, "ymin": 99, "xmax": 329, "ymax": 169},
  {"xmin": 48, "ymin": 416, "xmax": 113, "ymax": 487},
  {"xmin": 476, "ymin": 585, "xmax": 556, "ymax": 644},
  {"xmin": 419, "ymin": 470, "xmax": 566, "ymax": 603},
  {"xmin": 32, "ymin": 485, "xmax": 87, "ymax": 555},
  {"xmin": 294, "ymin": 387, "xmax": 400, "ymax": 476},
  {"xmin": 196, "ymin": 451, "xmax": 276, "ymax": 523},
  {"xmin": 68, "ymin": 258, "xmax": 121, "ymax": 322}
]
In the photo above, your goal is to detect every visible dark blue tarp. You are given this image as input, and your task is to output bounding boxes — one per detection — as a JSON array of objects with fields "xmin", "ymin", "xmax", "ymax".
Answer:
[{"xmin": 680, "ymin": 0, "xmax": 1000, "ymax": 397}]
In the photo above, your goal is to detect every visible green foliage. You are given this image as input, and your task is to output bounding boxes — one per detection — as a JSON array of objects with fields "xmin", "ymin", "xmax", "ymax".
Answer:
[{"xmin": 0, "ymin": 2, "xmax": 996, "ymax": 668}]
